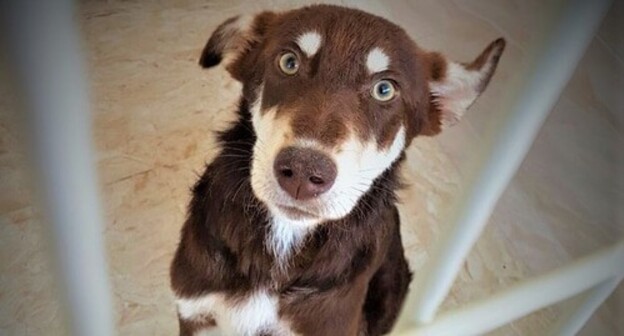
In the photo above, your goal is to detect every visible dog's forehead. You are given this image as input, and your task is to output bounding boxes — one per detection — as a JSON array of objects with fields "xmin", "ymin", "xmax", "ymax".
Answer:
[
  {"xmin": 271, "ymin": 6, "xmax": 413, "ymax": 74},
  {"xmin": 257, "ymin": 6, "xmax": 427, "ymax": 148}
]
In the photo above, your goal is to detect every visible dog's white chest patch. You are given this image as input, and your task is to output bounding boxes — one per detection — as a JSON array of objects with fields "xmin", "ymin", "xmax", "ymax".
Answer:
[
  {"xmin": 267, "ymin": 215, "xmax": 314, "ymax": 269},
  {"xmin": 176, "ymin": 290, "xmax": 294, "ymax": 335}
]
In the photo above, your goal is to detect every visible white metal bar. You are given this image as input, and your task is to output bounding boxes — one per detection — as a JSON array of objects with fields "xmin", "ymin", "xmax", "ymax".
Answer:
[
  {"xmin": 1, "ymin": 1, "xmax": 114, "ymax": 336},
  {"xmin": 549, "ymin": 275, "xmax": 623, "ymax": 336},
  {"xmin": 396, "ymin": 0, "xmax": 613, "ymax": 328},
  {"xmin": 394, "ymin": 240, "xmax": 624, "ymax": 336}
]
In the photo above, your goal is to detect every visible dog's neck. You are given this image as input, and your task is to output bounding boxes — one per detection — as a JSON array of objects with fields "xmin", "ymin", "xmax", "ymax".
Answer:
[{"xmin": 266, "ymin": 214, "xmax": 314, "ymax": 270}]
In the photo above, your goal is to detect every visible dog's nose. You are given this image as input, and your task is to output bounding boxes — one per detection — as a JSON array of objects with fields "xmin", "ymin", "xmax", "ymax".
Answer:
[{"xmin": 273, "ymin": 147, "xmax": 337, "ymax": 200}]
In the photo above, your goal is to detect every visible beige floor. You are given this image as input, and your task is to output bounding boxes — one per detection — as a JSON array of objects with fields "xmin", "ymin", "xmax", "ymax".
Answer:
[{"xmin": 1, "ymin": 0, "xmax": 623, "ymax": 335}]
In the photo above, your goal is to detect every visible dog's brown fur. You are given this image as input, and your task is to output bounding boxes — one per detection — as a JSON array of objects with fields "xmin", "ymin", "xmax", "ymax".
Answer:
[{"xmin": 171, "ymin": 5, "xmax": 504, "ymax": 336}]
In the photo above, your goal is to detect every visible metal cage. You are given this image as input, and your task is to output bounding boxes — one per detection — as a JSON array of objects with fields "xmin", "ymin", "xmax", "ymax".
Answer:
[{"xmin": 2, "ymin": 0, "xmax": 621, "ymax": 335}]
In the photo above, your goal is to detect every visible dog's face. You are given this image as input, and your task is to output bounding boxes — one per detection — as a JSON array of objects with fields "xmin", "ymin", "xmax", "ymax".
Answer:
[{"xmin": 201, "ymin": 5, "xmax": 504, "ymax": 224}]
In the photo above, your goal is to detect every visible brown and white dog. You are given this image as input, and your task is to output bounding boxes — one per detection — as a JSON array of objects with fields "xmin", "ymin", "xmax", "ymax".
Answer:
[{"xmin": 170, "ymin": 5, "xmax": 504, "ymax": 336}]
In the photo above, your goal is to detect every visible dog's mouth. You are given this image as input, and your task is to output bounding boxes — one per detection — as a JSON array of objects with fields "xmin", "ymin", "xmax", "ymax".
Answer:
[{"xmin": 275, "ymin": 204, "xmax": 319, "ymax": 220}]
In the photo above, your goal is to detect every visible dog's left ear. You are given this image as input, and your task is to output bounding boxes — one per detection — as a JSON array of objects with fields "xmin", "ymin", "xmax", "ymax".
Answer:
[
  {"xmin": 199, "ymin": 12, "xmax": 277, "ymax": 81},
  {"xmin": 421, "ymin": 38, "xmax": 506, "ymax": 135}
]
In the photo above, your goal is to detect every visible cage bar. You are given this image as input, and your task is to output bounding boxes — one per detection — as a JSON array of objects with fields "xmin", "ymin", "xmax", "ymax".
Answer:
[
  {"xmin": 549, "ymin": 275, "xmax": 623, "ymax": 336},
  {"xmin": 1, "ymin": 1, "xmax": 115, "ymax": 335},
  {"xmin": 395, "ymin": 241, "xmax": 624, "ymax": 336},
  {"xmin": 395, "ymin": 0, "xmax": 613, "ymax": 329}
]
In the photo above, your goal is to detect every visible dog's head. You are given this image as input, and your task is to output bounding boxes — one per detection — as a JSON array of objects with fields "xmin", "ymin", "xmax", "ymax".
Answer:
[{"xmin": 200, "ymin": 5, "xmax": 504, "ymax": 224}]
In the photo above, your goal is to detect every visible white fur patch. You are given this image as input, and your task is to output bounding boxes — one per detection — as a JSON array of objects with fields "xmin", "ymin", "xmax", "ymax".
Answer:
[
  {"xmin": 322, "ymin": 127, "xmax": 406, "ymax": 219},
  {"xmin": 176, "ymin": 290, "xmax": 293, "ymax": 335},
  {"xmin": 429, "ymin": 62, "xmax": 482, "ymax": 128},
  {"xmin": 250, "ymin": 88, "xmax": 297, "ymax": 217},
  {"xmin": 220, "ymin": 14, "xmax": 255, "ymax": 66},
  {"xmin": 194, "ymin": 329, "xmax": 220, "ymax": 336},
  {"xmin": 267, "ymin": 214, "xmax": 314, "ymax": 269},
  {"xmin": 296, "ymin": 31, "xmax": 322, "ymax": 57},
  {"xmin": 366, "ymin": 47, "xmax": 390, "ymax": 73},
  {"xmin": 232, "ymin": 14, "xmax": 254, "ymax": 32}
]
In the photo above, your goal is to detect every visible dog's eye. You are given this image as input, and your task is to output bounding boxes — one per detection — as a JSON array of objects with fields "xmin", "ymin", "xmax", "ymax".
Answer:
[
  {"xmin": 279, "ymin": 52, "xmax": 300, "ymax": 75},
  {"xmin": 371, "ymin": 80, "xmax": 396, "ymax": 102}
]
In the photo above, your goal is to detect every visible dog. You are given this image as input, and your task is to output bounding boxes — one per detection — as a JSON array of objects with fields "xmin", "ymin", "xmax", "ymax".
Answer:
[{"xmin": 170, "ymin": 5, "xmax": 504, "ymax": 336}]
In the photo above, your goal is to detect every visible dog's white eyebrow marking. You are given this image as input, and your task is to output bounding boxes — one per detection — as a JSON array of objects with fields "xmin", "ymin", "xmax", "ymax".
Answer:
[
  {"xmin": 296, "ymin": 31, "xmax": 322, "ymax": 57},
  {"xmin": 366, "ymin": 47, "xmax": 390, "ymax": 73}
]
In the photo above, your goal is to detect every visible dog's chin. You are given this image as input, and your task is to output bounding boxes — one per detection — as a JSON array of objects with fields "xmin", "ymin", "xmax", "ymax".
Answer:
[
  {"xmin": 273, "ymin": 204, "xmax": 319, "ymax": 221},
  {"xmin": 259, "ymin": 193, "xmax": 359, "ymax": 225},
  {"xmin": 252, "ymin": 185, "xmax": 356, "ymax": 225},
  {"xmin": 257, "ymin": 198, "xmax": 323, "ymax": 225}
]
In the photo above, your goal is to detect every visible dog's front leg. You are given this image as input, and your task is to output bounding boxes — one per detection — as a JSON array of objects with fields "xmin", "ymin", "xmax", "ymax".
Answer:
[
  {"xmin": 178, "ymin": 313, "xmax": 217, "ymax": 336},
  {"xmin": 363, "ymin": 211, "xmax": 412, "ymax": 336}
]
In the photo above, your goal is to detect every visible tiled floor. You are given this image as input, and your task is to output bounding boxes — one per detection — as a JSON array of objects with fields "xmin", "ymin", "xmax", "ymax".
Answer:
[{"xmin": 0, "ymin": 1, "xmax": 622, "ymax": 335}]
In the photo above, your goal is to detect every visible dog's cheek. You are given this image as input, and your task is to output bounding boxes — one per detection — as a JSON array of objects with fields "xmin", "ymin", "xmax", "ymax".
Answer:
[
  {"xmin": 249, "ymin": 107, "xmax": 275, "ymax": 204},
  {"xmin": 403, "ymin": 102, "xmax": 430, "ymax": 139},
  {"xmin": 250, "ymin": 104, "xmax": 295, "ymax": 205},
  {"xmin": 321, "ymin": 137, "xmax": 362, "ymax": 219},
  {"xmin": 354, "ymin": 127, "xmax": 406, "ymax": 189},
  {"xmin": 321, "ymin": 127, "xmax": 406, "ymax": 219}
]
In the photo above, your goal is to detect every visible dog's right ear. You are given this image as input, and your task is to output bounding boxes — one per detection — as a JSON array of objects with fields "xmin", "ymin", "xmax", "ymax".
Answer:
[
  {"xmin": 199, "ymin": 12, "xmax": 277, "ymax": 79},
  {"xmin": 420, "ymin": 38, "xmax": 506, "ymax": 136}
]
